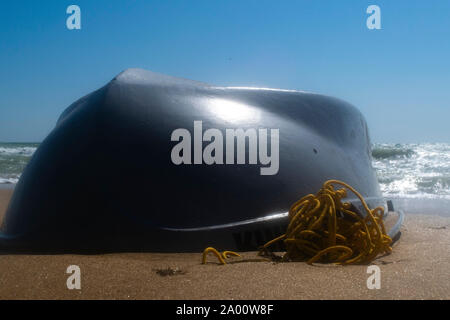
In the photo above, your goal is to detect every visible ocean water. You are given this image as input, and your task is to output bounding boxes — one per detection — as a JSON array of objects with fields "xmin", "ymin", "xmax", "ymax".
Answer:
[
  {"xmin": 372, "ymin": 143, "xmax": 450, "ymax": 215},
  {"xmin": 1, "ymin": 142, "xmax": 449, "ymax": 213},
  {"xmin": 0, "ymin": 143, "xmax": 39, "ymax": 184},
  {"xmin": 372, "ymin": 143, "xmax": 450, "ymax": 200}
]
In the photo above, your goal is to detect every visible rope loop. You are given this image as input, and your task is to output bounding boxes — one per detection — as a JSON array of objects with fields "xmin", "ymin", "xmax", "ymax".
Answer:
[{"xmin": 260, "ymin": 180, "xmax": 393, "ymax": 265}]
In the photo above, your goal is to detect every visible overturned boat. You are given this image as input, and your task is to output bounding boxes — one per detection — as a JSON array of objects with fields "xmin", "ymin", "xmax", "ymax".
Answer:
[{"xmin": 0, "ymin": 69, "xmax": 393, "ymax": 252}]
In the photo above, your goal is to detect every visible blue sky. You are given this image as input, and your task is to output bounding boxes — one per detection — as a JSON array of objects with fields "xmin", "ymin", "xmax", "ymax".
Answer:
[{"xmin": 0, "ymin": 0, "xmax": 449, "ymax": 143}]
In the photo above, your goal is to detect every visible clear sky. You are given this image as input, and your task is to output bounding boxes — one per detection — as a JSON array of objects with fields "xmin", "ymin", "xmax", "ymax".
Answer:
[{"xmin": 0, "ymin": 0, "xmax": 449, "ymax": 143}]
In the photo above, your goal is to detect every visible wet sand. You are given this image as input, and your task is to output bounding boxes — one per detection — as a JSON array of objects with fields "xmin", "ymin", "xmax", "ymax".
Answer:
[{"xmin": 0, "ymin": 189, "xmax": 449, "ymax": 299}]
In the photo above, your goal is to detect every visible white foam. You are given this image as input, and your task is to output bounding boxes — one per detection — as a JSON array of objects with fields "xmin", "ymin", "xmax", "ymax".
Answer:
[
  {"xmin": 0, "ymin": 177, "xmax": 19, "ymax": 184},
  {"xmin": 0, "ymin": 147, "xmax": 37, "ymax": 156}
]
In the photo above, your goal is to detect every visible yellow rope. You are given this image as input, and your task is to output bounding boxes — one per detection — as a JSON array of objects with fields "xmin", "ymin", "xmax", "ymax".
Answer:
[
  {"xmin": 202, "ymin": 247, "xmax": 241, "ymax": 265},
  {"xmin": 260, "ymin": 180, "xmax": 392, "ymax": 265},
  {"xmin": 202, "ymin": 180, "xmax": 392, "ymax": 265}
]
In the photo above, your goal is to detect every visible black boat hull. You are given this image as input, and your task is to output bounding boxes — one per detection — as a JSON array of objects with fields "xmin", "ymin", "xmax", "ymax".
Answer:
[{"xmin": 0, "ymin": 69, "xmax": 383, "ymax": 252}]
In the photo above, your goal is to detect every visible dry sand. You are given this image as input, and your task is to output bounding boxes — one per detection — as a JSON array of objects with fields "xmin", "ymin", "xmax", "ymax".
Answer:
[{"xmin": 0, "ymin": 189, "xmax": 449, "ymax": 300}]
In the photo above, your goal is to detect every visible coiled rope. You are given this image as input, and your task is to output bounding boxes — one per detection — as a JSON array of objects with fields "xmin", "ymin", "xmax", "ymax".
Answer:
[{"xmin": 202, "ymin": 180, "xmax": 393, "ymax": 265}]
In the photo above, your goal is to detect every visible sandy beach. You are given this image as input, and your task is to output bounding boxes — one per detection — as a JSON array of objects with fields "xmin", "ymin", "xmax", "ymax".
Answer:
[{"xmin": 0, "ymin": 188, "xmax": 449, "ymax": 300}]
